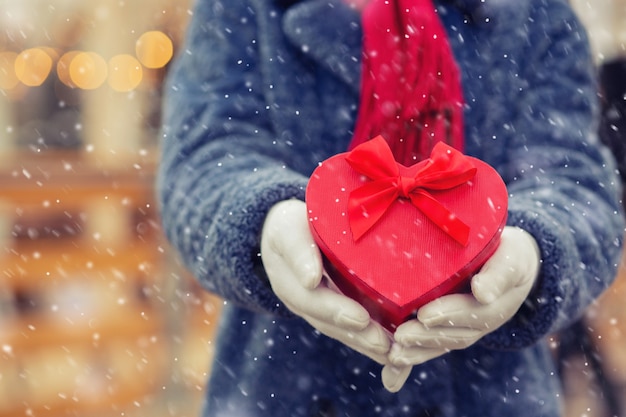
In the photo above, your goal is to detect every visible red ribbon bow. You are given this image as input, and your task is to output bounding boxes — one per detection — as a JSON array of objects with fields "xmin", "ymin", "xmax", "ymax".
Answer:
[{"xmin": 345, "ymin": 136, "xmax": 477, "ymax": 245}]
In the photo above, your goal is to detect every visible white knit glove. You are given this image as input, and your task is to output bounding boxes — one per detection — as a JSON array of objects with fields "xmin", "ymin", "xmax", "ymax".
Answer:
[
  {"xmin": 261, "ymin": 199, "xmax": 393, "ymax": 364},
  {"xmin": 382, "ymin": 226, "xmax": 541, "ymax": 391}
]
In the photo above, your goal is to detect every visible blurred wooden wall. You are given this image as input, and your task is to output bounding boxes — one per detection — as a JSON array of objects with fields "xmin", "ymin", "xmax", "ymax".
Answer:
[{"xmin": 0, "ymin": 1, "xmax": 222, "ymax": 416}]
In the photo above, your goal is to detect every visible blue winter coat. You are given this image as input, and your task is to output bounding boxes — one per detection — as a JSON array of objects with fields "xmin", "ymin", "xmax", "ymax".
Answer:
[{"xmin": 157, "ymin": 0, "xmax": 625, "ymax": 415}]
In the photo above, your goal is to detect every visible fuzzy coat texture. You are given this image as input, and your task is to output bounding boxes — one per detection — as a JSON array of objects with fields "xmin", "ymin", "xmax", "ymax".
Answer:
[{"xmin": 157, "ymin": 0, "xmax": 625, "ymax": 415}]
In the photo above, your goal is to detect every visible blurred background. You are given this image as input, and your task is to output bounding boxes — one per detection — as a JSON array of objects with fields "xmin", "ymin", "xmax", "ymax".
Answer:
[
  {"xmin": 0, "ymin": 0, "xmax": 624, "ymax": 416},
  {"xmin": 0, "ymin": 1, "xmax": 219, "ymax": 416}
]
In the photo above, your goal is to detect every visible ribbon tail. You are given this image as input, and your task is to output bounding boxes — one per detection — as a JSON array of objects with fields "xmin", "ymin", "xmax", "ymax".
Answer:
[
  {"xmin": 348, "ymin": 182, "xmax": 399, "ymax": 241},
  {"xmin": 410, "ymin": 191, "xmax": 470, "ymax": 246}
]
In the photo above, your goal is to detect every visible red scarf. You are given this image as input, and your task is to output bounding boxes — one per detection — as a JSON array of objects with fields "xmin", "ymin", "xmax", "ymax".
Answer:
[{"xmin": 349, "ymin": 0, "xmax": 465, "ymax": 166}]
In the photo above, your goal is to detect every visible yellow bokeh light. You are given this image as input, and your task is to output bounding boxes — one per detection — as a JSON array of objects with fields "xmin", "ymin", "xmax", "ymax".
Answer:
[
  {"xmin": 0, "ymin": 51, "xmax": 20, "ymax": 90},
  {"xmin": 57, "ymin": 50, "xmax": 80, "ymax": 88},
  {"xmin": 135, "ymin": 31, "xmax": 174, "ymax": 69},
  {"xmin": 69, "ymin": 52, "xmax": 108, "ymax": 90},
  {"xmin": 40, "ymin": 47, "xmax": 61, "ymax": 62},
  {"xmin": 14, "ymin": 48, "xmax": 53, "ymax": 87},
  {"xmin": 108, "ymin": 54, "xmax": 143, "ymax": 92}
]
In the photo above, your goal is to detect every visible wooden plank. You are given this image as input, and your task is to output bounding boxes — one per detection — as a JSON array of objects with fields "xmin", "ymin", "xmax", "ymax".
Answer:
[
  {"xmin": 0, "ymin": 303, "xmax": 164, "ymax": 351},
  {"xmin": 1, "ymin": 238, "xmax": 163, "ymax": 290},
  {"xmin": 0, "ymin": 150, "xmax": 158, "ymax": 205},
  {"xmin": 0, "ymin": 338, "xmax": 168, "ymax": 417}
]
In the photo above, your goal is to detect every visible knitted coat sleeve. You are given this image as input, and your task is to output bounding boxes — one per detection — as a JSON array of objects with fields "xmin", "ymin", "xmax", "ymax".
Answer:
[
  {"xmin": 156, "ymin": 0, "xmax": 304, "ymax": 315},
  {"xmin": 477, "ymin": 1, "xmax": 624, "ymax": 349}
]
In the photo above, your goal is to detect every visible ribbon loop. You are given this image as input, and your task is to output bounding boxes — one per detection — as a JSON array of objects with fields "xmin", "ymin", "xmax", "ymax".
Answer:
[{"xmin": 345, "ymin": 136, "xmax": 476, "ymax": 245}]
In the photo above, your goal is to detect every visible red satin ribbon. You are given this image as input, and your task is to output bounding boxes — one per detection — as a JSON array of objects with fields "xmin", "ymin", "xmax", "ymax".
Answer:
[{"xmin": 345, "ymin": 135, "xmax": 476, "ymax": 245}]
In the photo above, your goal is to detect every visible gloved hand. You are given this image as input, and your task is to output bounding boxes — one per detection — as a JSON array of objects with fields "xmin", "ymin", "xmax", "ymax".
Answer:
[
  {"xmin": 261, "ymin": 199, "xmax": 393, "ymax": 364},
  {"xmin": 382, "ymin": 226, "xmax": 541, "ymax": 390}
]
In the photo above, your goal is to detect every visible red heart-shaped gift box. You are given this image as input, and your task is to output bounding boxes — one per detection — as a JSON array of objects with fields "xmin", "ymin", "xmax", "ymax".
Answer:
[{"xmin": 306, "ymin": 136, "xmax": 508, "ymax": 330}]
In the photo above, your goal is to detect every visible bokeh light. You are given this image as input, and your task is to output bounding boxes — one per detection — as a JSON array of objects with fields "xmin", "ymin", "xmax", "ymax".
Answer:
[
  {"xmin": 0, "ymin": 51, "xmax": 20, "ymax": 90},
  {"xmin": 69, "ymin": 52, "xmax": 108, "ymax": 90},
  {"xmin": 108, "ymin": 54, "xmax": 143, "ymax": 92},
  {"xmin": 135, "ymin": 31, "xmax": 173, "ymax": 69},
  {"xmin": 57, "ymin": 50, "xmax": 80, "ymax": 88},
  {"xmin": 40, "ymin": 47, "xmax": 61, "ymax": 62},
  {"xmin": 14, "ymin": 48, "xmax": 53, "ymax": 87},
  {"xmin": 4, "ymin": 30, "xmax": 176, "ymax": 92}
]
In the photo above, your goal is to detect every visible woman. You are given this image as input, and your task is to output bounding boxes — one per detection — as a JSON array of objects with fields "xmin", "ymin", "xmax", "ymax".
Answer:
[{"xmin": 157, "ymin": 0, "xmax": 624, "ymax": 415}]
